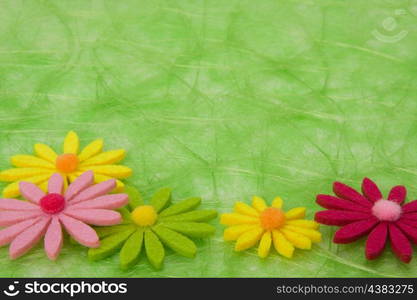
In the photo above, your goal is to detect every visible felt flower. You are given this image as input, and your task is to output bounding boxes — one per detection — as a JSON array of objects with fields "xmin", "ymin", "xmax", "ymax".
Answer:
[
  {"xmin": 220, "ymin": 196, "xmax": 321, "ymax": 258},
  {"xmin": 0, "ymin": 170, "xmax": 128, "ymax": 260},
  {"xmin": 315, "ymin": 178, "xmax": 417, "ymax": 263},
  {"xmin": 88, "ymin": 187, "xmax": 217, "ymax": 269},
  {"xmin": 0, "ymin": 131, "xmax": 132, "ymax": 197}
]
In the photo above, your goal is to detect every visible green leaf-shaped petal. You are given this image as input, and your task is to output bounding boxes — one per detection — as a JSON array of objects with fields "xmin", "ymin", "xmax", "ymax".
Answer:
[
  {"xmin": 159, "ymin": 197, "xmax": 201, "ymax": 217},
  {"xmin": 160, "ymin": 209, "xmax": 217, "ymax": 222},
  {"xmin": 150, "ymin": 187, "xmax": 171, "ymax": 212},
  {"xmin": 120, "ymin": 229, "xmax": 144, "ymax": 270},
  {"xmin": 118, "ymin": 207, "xmax": 132, "ymax": 223},
  {"xmin": 95, "ymin": 224, "xmax": 136, "ymax": 238},
  {"xmin": 88, "ymin": 228, "xmax": 135, "ymax": 261},
  {"xmin": 124, "ymin": 185, "xmax": 143, "ymax": 210},
  {"xmin": 144, "ymin": 229, "xmax": 165, "ymax": 269},
  {"xmin": 161, "ymin": 222, "xmax": 216, "ymax": 238},
  {"xmin": 153, "ymin": 225, "xmax": 196, "ymax": 258}
]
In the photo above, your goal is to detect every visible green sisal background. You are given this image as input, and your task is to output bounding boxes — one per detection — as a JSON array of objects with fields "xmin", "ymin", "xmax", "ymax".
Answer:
[{"xmin": 1, "ymin": 0, "xmax": 417, "ymax": 277}]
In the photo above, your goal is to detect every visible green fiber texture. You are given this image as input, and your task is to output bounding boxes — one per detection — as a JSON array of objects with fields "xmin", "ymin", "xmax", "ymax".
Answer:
[{"xmin": 0, "ymin": 0, "xmax": 417, "ymax": 277}]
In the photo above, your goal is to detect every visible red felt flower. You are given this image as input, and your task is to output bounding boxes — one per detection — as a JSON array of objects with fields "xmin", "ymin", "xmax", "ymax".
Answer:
[{"xmin": 315, "ymin": 178, "xmax": 417, "ymax": 263}]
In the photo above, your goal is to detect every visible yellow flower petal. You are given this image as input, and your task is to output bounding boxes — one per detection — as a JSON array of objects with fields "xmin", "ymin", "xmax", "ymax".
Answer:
[
  {"xmin": 271, "ymin": 196, "xmax": 283, "ymax": 209},
  {"xmin": 34, "ymin": 143, "xmax": 57, "ymax": 163},
  {"xmin": 258, "ymin": 231, "xmax": 272, "ymax": 258},
  {"xmin": 38, "ymin": 180, "xmax": 48, "ymax": 192},
  {"xmin": 11, "ymin": 155, "xmax": 54, "ymax": 169},
  {"xmin": 2, "ymin": 174, "xmax": 51, "ymax": 197},
  {"xmin": 223, "ymin": 224, "xmax": 258, "ymax": 241},
  {"xmin": 272, "ymin": 230, "xmax": 294, "ymax": 258},
  {"xmin": 234, "ymin": 227, "xmax": 264, "ymax": 251},
  {"xmin": 78, "ymin": 139, "xmax": 104, "ymax": 162},
  {"xmin": 283, "ymin": 225, "xmax": 322, "ymax": 243},
  {"xmin": 234, "ymin": 201, "xmax": 259, "ymax": 217},
  {"xmin": 63, "ymin": 131, "xmax": 79, "ymax": 154},
  {"xmin": 79, "ymin": 165, "xmax": 132, "ymax": 179},
  {"xmin": 280, "ymin": 228, "xmax": 311, "ymax": 249},
  {"xmin": 286, "ymin": 219, "xmax": 319, "ymax": 229},
  {"xmin": 0, "ymin": 168, "xmax": 51, "ymax": 181},
  {"xmin": 252, "ymin": 196, "xmax": 267, "ymax": 212},
  {"xmin": 285, "ymin": 207, "xmax": 306, "ymax": 220},
  {"xmin": 80, "ymin": 149, "xmax": 126, "ymax": 166},
  {"xmin": 220, "ymin": 213, "xmax": 259, "ymax": 226}
]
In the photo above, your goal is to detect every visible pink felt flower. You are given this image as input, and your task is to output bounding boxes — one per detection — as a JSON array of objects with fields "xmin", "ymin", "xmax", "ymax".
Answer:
[
  {"xmin": 0, "ymin": 170, "xmax": 128, "ymax": 260},
  {"xmin": 315, "ymin": 178, "xmax": 417, "ymax": 263}
]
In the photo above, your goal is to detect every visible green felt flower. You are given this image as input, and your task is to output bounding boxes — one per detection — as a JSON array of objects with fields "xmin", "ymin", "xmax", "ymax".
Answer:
[{"xmin": 88, "ymin": 186, "xmax": 217, "ymax": 269}]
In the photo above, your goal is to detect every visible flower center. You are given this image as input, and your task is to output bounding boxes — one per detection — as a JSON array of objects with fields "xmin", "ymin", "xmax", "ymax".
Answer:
[
  {"xmin": 40, "ymin": 193, "xmax": 66, "ymax": 214},
  {"xmin": 372, "ymin": 199, "xmax": 402, "ymax": 222},
  {"xmin": 260, "ymin": 207, "xmax": 286, "ymax": 230},
  {"xmin": 131, "ymin": 205, "xmax": 157, "ymax": 227},
  {"xmin": 56, "ymin": 153, "xmax": 79, "ymax": 173}
]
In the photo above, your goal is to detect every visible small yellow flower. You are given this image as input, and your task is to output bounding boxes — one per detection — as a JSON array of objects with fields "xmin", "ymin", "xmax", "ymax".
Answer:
[
  {"xmin": 220, "ymin": 196, "xmax": 321, "ymax": 258},
  {"xmin": 0, "ymin": 131, "xmax": 132, "ymax": 197}
]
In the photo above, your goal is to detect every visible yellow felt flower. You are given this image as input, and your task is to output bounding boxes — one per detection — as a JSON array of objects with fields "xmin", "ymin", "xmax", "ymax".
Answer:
[
  {"xmin": 0, "ymin": 131, "xmax": 132, "ymax": 197},
  {"xmin": 220, "ymin": 196, "xmax": 321, "ymax": 258}
]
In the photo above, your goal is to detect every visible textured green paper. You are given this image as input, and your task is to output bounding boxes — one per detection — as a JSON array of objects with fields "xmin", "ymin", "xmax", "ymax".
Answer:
[{"xmin": 1, "ymin": 0, "xmax": 417, "ymax": 277}]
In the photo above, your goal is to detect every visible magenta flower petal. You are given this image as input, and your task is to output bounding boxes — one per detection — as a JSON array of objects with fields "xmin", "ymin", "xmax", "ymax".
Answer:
[
  {"xmin": 389, "ymin": 223, "xmax": 412, "ymax": 263},
  {"xmin": 388, "ymin": 186, "xmax": 406, "ymax": 204},
  {"xmin": 333, "ymin": 182, "xmax": 372, "ymax": 207},
  {"xmin": 47, "ymin": 173, "xmax": 64, "ymax": 195},
  {"xmin": 0, "ymin": 218, "xmax": 40, "ymax": 247},
  {"xmin": 64, "ymin": 170, "xmax": 94, "ymax": 201},
  {"xmin": 9, "ymin": 217, "xmax": 50, "ymax": 259},
  {"xmin": 316, "ymin": 195, "xmax": 370, "ymax": 213},
  {"xmin": 70, "ymin": 179, "xmax": 116, "ymax": 205},
  {"xmin": 0, "ymin": 211, "xmax": 42, "ymax": 227},
  {"xmin": 401, "ymin": 200, "xmax": 417, "ymax": 214},
  {"xmin": 44, "ymin": 217, "xmax": 62, "ymax": 260},
  {"xmin": 0, "ymin": 198, "xmax": 39, "ymax": 211},
  {"xmin": 59, "ymin": 214, "xmax": 99, "ymax": 248},
  {"xmin": 361, "ymin": 178, "xmax": 382, "ymax": 202},
  {"xmin": 396, "ymin": 220, "xmax": 417, "ymax": 244},
  {"xmin": 401, "ymin": 219, "xmax": 417, "ymax": 228},
  {"xmin": 19, "ymin": 182, "xmax": 45, "ymax": 204},
  {"xmin": 400, "ymin": 212, "xmax": 417, "ymax": 221},
  {"xmin": 69, "ymin": 194, "xmax": 128, "ymax": 210},
  {"xmin": 64, "ymin": 209, "xmax": 121, "ymax": 226},
  {"xmin": 365, "ymin": 222, "xmax": 388, "ymax": 260},
  {"xmin": 333, "ymin": 218, "xmax": 378, "ymax": 244},
  {"xmin": 315, "ymin": 210, "xmax": 370, "ymax": 226}
]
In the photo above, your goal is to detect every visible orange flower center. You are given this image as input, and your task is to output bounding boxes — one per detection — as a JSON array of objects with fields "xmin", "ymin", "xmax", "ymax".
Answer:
[
  {"xmin": 56, "ymin": 153, "xmax": 79, "ymax": 173},
  {"xmin": 260, "ymin": 207, "xmax": 286, "ymax": 230}
]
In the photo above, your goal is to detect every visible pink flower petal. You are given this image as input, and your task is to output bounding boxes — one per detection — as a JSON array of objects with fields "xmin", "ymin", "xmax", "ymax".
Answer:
[
  {"xmin": 69, "ymin": 194, "xmax": 128, "ymax": 210},
  {"xmin": 389, "ymin": 223, "xmax": 412, "ymax": 263},
  {"xmin": 401, "ymin": 219, "xmax": 417, "ymax": 228},
  {"xmin": 315, "ymin": 210, "xmax": 370, "ymax": 226},
  {"xmin": 401, "ymin": 200, "xmax": 417, "ymax": 214},
  {"xmin": 401, "ymin": 212, "xmax": 417, "ymax": 221},
  {"xmin": 0, "ymin": 211, "xmax": 42, "ymax": 226},
  {"xmin": 333, "ymin": 181, "xmax": 372, "ymax": 207},
  {"xmin": 0, "ymin": 218, "xmax": 40, "ymax": 247},
  {"xmin": 9, "ymin": 216, "xmax": 51, "ymax": 259},
  {"xmin": 388, "ymin": 186, "xmax": 406, "ymax": 204},
  {"xmin": 316, "ymin": 195, "xmax": 370, "ymax": 213},
  {"xmin": 59, "ymin": 214, "xmax": 99, "ymax": 247},
  {"xmin": 396, "ymin": 220, "xmax": 417, "ymax": 244},
  {"xmin": 0, "ymin": 198, "xmax": 39, "ymax": 211},
  {"xmin": 48, "ymin": 173, "xmax": 64, "ymax": 195},
  {"xmin": 361, "ymin": 178, "xmax": 383, "ymax": 202},
  {"xmin": 333, "ymin": 218, "xmax": 378, "ymax": 244},
  {"xmin": 44, "ymin": 217, "xmax": 63, "ymax": 260},
  {"xmin": 65, "ymin": 170, "xmax": 94, "ymax": 201},
  {"xmin": 365, "ymin": 222, "xmax": 388, "ymax": 260},
  {"xmin": 19, "ymin": 182, "xmax": 45, "ymax": 204},
  {"xmin": 70, "ymin": 179, "xmax": 116, "ymax": 205},
  {"xmin": 64, "ymin": 209, "xmax": 121, "ymax": 226}
]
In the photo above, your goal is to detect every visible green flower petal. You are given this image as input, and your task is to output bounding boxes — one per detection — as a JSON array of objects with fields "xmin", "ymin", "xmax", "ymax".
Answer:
[
  {"xmin": 118, "ymin": 207, "xmax": 132, "ymax": 223},
  {"xmin": 95, "ymin": 224, "xmax": 136, "ymax": 238},
  {"xmin": 144, "ymin": 229, "xmax": 165, "ymax": 269},
  {"xmin": 159, "ymin": 197, "xmax": 201, "ymax": 217},
  {"xmin": 160, "ymin": 209, "xmax": 217, "ymax": 222},
  {"xmin": 153, "ymin": 225, "xmax": 196, "ymax": 258},
  {"xmin": 150, "ymin": 187, "xmax": 171, "ymax": 212},
  {"xmin": 88, "ymin": 228, "xmax": 136, "ymax": 261},
  {"xmin": 160, "ymin": 222, "xmax": 216, "ymax": 238},
  {"xmin": 120, "ymin": 229, "xmax": 144, "ymax": 270},
  {"xmin": 124, "ymin": 185, "xmax": 143, "ymax": 210}
]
